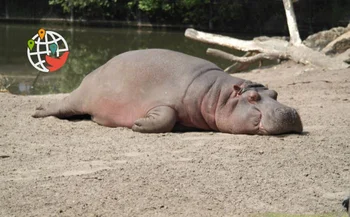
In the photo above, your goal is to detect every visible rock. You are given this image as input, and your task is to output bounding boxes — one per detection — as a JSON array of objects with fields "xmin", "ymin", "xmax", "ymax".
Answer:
[
  {"xmin": 322, "ymin": 31, "xmax": 350, "ymax": 55},
  {"xmin": 303, "ymin": 24, "xmax": 350, "ymax": 51}
]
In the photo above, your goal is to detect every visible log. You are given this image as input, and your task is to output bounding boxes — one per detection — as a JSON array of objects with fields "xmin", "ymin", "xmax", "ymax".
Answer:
[
  {"xmin": 207, "ymin": 48, "xmax": 286, "ymax": 63},
  {"xmin": 185, "ymin": 28, "xmax": 349, "ymax": 70},
  {"xmin": 184, "ymin": 0, "xmax": 349, "ymax": 71},
  {"xmin": 185, "ymin": 28, "xmax": 265, "ymax": 52},
  {"xmin": 224, "ymin": 52, "xmax": 255, "ymax": 73}
]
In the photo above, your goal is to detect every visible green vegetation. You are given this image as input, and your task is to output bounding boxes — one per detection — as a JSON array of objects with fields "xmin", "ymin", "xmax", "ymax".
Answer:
[
  {"xmin": 1, "ymin": 0, "xmax": 350, "ymax": 35},
  {"xmin": 46, "ymin": 0, "xmax": 350, "ymax": 34},
  {"xmin": 49, "ymin": 0, "xmax": 118, "ymax": 13}
]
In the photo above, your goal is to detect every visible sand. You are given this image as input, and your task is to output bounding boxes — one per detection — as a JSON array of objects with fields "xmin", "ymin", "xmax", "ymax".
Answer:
[{"xmin": 1, "ymin": 62, "xmax": 349, "ymax": 216}]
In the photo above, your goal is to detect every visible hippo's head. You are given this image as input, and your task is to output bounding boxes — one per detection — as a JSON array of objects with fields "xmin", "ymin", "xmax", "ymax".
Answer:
[{"xmin": 216, "ymin": 82, "xmax": 303, "ymax": 135}]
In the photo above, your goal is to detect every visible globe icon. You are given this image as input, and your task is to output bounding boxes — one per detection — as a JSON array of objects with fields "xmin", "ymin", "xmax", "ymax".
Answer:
[{"xmin": 27, "ymin": 29, "xmax": 69, "ymax": 72}]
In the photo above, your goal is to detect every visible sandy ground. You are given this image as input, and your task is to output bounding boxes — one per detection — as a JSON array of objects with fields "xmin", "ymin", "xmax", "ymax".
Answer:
[{"xmin": 1, "ymin": 62, "xmax": 350, "ymax": 217}]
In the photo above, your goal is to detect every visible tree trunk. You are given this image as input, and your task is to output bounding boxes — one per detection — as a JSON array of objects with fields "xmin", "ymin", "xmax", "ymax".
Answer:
[
  {"xmin": 69, "ymin": 0, "xmax": 74, "ymax": 22},
  {"xmin": 5, "ymin": 0, "xmax": 9, "ymax": 19},
  {"xmin": 282, "ymin": 0, "xmax": 302, "ymax": 45},
  {"xmin": 208, "ymin": 0, "xmax": 213, "ymax": 30}
]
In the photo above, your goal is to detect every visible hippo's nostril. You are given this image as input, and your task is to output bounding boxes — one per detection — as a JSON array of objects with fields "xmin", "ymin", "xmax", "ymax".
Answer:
[
  {"xmin": 275, "ymin": 107, "xmax": 297, "ymax": 123},
  {"xmin": 272, "ymin": 107, "xmax": 302, "ymax": 133}
]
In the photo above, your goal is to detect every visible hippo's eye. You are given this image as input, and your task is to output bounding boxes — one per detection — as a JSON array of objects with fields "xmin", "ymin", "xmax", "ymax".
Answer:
[{"xmin": 248, "ymin": 91, "xmax": 260, "ymax": 103}]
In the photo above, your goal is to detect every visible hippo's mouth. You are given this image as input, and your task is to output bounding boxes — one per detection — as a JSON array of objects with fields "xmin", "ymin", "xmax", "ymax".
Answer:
[
  {"xmin": 258, "ymin": 120, "xmax": 268, "ymax": 135},
  {"xmin": 253, "ymin": 107, "xmax": 268, "ymax": 135},
  {"xmin": 257, "ymin": 112, "xmax": 269, "ymax": 135}
]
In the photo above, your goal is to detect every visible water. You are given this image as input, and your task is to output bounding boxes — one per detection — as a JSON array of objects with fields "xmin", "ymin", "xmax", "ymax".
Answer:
[{"xmin": 0, "ymin": 23, "xmax": 254, "ymax": 95}]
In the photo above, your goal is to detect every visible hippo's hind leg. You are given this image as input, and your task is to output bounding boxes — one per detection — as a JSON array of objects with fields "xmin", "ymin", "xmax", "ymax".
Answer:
[
  {"xmin": 32, "ymin": 91, "xmax": 84, "ymax": 119},
  {"xmin": 132, "ymin": 106, "xmax": 176, "ymax": 133}
]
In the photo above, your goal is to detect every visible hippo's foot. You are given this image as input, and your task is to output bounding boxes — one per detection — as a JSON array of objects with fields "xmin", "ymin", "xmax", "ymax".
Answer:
[
  {"xmin": 132, "ymin": 106, "xmax": 176, "ymax": 133},
  {"xmin": 32, "ymin": 105, "xmax": 50, "ymax": 118},
  {"xmin": 32, "ymin": 99, "xmax": 82, "ymax": 119}
]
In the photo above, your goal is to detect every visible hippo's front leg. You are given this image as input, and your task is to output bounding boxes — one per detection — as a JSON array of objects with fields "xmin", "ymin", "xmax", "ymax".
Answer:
[{"xmin": 132, "ymin": 106, "xmax": 177, "ymax": 133}]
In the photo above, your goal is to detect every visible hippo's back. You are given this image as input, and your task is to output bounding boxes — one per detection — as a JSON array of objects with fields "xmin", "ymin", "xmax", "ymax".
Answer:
[{"xmin": 82, "ymin": 49, "xmax": 221, "ymax": 127}]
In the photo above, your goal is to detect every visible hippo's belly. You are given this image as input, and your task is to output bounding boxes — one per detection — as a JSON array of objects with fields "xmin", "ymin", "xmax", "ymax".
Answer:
[{"xmin": 87, "ymin": 91, "xmax": 176, "ymax": 128}]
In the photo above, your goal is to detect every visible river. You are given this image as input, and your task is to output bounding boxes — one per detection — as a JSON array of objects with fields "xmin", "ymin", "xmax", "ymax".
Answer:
[{"xmin": 0, "ymin": 23, "xmax": 254, "ymax": 95}]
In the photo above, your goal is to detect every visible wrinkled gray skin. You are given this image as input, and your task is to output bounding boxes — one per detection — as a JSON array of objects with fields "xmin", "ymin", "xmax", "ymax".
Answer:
[{"xmin": 33, "ymin": 49, "xmax": 303, "ymax": 135}]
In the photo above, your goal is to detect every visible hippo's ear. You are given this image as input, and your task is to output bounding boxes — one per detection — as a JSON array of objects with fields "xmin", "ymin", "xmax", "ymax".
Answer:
[
  {"xmin": 266, "ymin": 90, "xmax": 278, "ymax": 100},
  {"xmin": 233, "ymin": 85, "xmax": 242, "ymax": 95}
]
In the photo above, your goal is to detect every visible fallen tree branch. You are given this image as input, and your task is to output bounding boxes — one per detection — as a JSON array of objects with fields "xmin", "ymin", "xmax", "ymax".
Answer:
[
  {"xmin": 185, "ymin": 28, "xmax": 266, "ymax": 52},
  {"xmin": 185, "ymin": 28, "xmax": 349, "ymax": 70},
  {"xmin": 224, "ymin": 52, "xmax": 255, "ymax": 73},
  {"xmin": 207, "ymin": 48, "xmax": 287, "ymax": 63},
  {"xmin": 185, "ymin": 0, "xmax": 348, "ymax": 71}
]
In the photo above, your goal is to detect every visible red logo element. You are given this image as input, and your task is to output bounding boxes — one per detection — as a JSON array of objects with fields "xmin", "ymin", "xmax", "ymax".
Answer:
[{"xmin": 45, "ymin": 51, "xmax": 70, "ymax": 72}]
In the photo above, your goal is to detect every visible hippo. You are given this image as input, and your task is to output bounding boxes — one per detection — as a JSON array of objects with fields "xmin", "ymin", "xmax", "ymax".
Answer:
[{"xmin": 33, "ymin": 49, "xmax": 303, "ymax": 135}]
